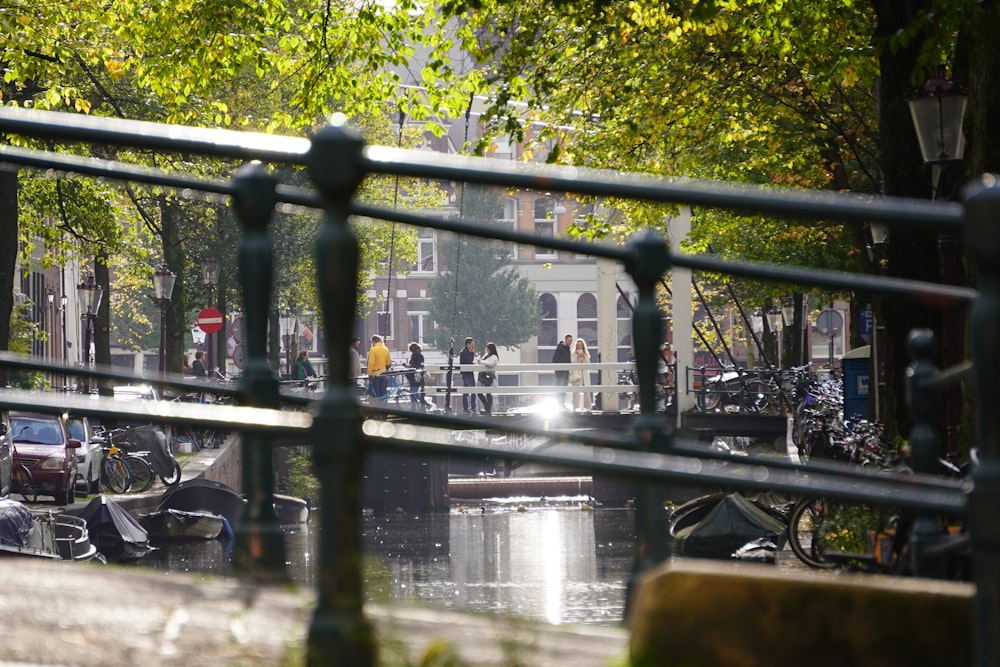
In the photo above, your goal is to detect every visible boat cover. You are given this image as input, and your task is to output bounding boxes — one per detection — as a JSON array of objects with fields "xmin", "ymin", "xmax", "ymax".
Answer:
[
  {"xmin": 157, "ymin": 477, "xmax": 245, "ymax": 525},
  {"xmin": 0, "ymin": 499, "xmax": 33, "ymax": 547},
  {"xmin": 120, "ymin": 425, "xmax": 174, "ymax": 477},
  {"xmin": 674, "ymin": 492, "xmax": 788, "ymax": 559},
  {"xmin": 78, "ymin": 495, "xmax": 150, "ymax": 561}
]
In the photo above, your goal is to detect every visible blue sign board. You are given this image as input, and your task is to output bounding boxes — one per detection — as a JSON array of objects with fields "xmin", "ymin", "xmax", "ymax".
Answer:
[{"xmin": 859, "ymin": 306, "xmax": 873, "ymax": 344}]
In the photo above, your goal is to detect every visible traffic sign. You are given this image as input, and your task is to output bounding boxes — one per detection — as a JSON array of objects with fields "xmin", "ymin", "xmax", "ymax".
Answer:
[
  {"xmin": 197, "ymin": 307, "xmax": 224, "ymax": 334},
  {"xmin": 232, "ymin": 343, "xmax": 246, "ymax": 370},
  {"xmin": 230, "ymin": 315, "xmax": 245, "ymax": 343}
]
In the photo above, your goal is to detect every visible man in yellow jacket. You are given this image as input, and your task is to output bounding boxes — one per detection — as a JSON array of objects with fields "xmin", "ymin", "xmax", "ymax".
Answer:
[{"xmin": 367, "ymin": 335, "xmax": 392, "ymax": 400}]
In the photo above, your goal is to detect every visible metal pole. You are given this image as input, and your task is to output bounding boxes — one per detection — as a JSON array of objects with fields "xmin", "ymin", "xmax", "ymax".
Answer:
[
  {"xmin": 230, "ymin": 162, "xmax": 287, "ymax": 581},
  {"xmin": 158, "ymin": 299, "xmax": 167, "ymax": 374},
  {"xmin": 306, "ymin": 119, "xmax": 374, "ymax": 666},
  {"xmin": 963, "ymin": 178, "xmax": 1000, "ymax": 667}
]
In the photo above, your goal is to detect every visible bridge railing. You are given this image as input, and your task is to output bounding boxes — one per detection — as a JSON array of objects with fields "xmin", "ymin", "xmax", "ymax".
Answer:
[{"xmin": 0, "ymin": 107, "xmax": 994, "ymax": 667}]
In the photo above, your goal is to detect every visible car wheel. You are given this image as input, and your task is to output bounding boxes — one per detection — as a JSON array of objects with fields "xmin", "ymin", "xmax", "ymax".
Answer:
[
  {"xmin": 88, "ymin": 465, "xmax": 100, "ymax": 494},
  {"xmin": 54, "ymin": 487, "xmax": 69, "ymax": 505},
  {"xmin": 67, "ymin": 481, "xmax": 75, "ymax": 504}
]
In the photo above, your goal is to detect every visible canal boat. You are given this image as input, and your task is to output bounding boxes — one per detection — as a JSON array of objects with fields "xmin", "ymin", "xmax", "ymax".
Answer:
[
  {"xmin": 0, "ymin": 498, "xmax": 99, "ymax": 561},
  {"xmin": 77, "ymin": 495, "xmax": 151, "ymax": 561},
  {"xmin": 139, "ymin": 508, "xmax": 226, "ymax": 542}
]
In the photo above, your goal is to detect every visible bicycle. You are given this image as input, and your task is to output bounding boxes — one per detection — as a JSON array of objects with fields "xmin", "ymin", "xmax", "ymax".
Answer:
[
  {"xmin": 363, "ymin": 369, "xmax": 408, "ymax": 404},
  {"xmin": 11, "ymin": 442, "xmax": 37, "ymax": 503},
  {"xmin": 103, "ymin": 428, "xmax": 156, "ymax": 493},
  {"xmin": 100, "ymin": 441, "xmax": 133, "ymax": 494}
]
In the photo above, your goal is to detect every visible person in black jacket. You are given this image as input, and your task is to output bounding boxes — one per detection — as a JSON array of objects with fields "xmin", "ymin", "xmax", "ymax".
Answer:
[
  {"xmin": 405, "ymin": 342, "xmax": 426, "ymax": 410},
  {"xmin": 459, "ymin": 337, "xmax": 477, "ymax": 414},
  {"xmin": 552, "ymin": 333, "xmax": 573, "ymax": 409}
]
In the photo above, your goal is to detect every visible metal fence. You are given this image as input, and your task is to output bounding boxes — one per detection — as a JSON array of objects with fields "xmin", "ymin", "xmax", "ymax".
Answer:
[{"xmin": 0, "ymin": 107, "xmax": 996, "ymax": 666}]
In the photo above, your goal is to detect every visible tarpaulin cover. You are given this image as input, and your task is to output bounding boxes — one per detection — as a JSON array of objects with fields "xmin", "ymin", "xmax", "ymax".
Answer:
[
  {"xmin": 674, "ymin": 492, "xmax": 788, "ymax": 559},
  {"xmin": 120, "ymin": 425, "xmax": 173, "ymax": 477},
  {"xmin": 78, "ymin": 495, "xmax": 150, "ymax": 561},
  {"xmin": 0, "ymin": 499, "xmax": 33, "ymax": 547},
  {"xmin": 157, "ymin": 477, "xmax": 245, "ymax": 525}
]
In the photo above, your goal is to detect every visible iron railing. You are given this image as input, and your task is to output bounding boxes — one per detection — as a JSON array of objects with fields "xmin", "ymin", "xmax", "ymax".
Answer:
[{"xmin": 0, "ymin": 107, "xmax": 995, "ymax": 666}]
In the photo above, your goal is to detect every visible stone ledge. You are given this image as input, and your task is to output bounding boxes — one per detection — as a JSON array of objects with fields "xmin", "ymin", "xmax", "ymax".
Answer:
[{"xmin": 628, "ymin": 558, "xmax": 974, "ymax": 667}]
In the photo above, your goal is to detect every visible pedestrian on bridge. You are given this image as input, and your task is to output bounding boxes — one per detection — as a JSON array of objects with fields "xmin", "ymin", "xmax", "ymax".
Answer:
[
  {"xmin": 552, "ymin": 333, "xmax": 573, "ymax": 409},
  {"xmin": 459, "ymin": 337, "xmax": 478, "ymax": 414},
  {"xmin": 367, "ymin": 335, "xmax": 391, "ymax": 400},
  {"xmin": 477, "ymin": 342, "xmax": 499, "ymax": 415},
  {"xmin": 406, "ymin": 342, "xmax": 426, "ymax": 410},
  {"xmin": 569, "ymin": 338, "xmax": 591, "ymax": 411}
]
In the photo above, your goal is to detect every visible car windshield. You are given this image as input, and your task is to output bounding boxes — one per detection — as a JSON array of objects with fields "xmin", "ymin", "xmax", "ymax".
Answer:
[
  {"xmin": 67, "ymin": 419, "xmax": 85, "ymax": 441},
  {"xmin": 11, "ymin": 418, "xmax": 63, "ymax": 445}
]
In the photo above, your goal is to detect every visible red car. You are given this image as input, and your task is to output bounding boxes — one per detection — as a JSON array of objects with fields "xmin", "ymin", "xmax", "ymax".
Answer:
[{"xmin": 10, "ymin": 412, "xmax": 80, "ymax": 505}]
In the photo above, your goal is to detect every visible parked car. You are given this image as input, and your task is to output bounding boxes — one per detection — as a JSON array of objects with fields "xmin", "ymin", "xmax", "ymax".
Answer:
[
  {"xmin": 66, "ymin": 415, "xmax": 103, "ymax": 494},
  {"xmin": 10, "ymin": 412, "xmax": 80, "ymax": 505},
  {"xmin": 0, "ymin": 410, "xmax": 11, "ymax": 498}
]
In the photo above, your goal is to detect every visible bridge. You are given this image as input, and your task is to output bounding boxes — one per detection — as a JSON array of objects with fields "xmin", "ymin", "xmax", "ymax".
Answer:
[{"xmin": 0, "ymin": 106, "xmax": 994, "ymax": 666}]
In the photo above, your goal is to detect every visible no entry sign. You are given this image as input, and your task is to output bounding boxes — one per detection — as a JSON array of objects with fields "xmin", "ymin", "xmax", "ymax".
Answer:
[{"xmin": 197, "ymin": 307, "xmax": 224, "ymax": 334}]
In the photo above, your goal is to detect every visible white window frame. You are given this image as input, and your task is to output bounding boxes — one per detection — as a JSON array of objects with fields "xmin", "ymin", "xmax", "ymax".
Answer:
[{"xmin": 534, "ymin": 197, "xmax": 557, "ymax": 259}]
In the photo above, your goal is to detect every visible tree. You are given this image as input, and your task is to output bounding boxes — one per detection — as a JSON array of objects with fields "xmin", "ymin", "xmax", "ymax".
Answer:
[
  {"xmin": 439, "ymin": 0, "xmax": 1000, "ymax": 444},
  {"xmin": 428, "ymin": 185, "xmax": 540, "ymax": 351}
]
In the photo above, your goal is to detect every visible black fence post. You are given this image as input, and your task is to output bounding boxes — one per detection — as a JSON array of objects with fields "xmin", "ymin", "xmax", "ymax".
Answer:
[
  {"xmin": 904, "ymin": 328, "xmax": 945, "ymax": 579},
  {"xmin": 230, "ymin": 162, "xmax": 288, "ymax": 581},
  {"xmin": 963, "ymin": 177, "xmax": 1000, "ymax": 667},
  {"xmin": 623, "ymin": 229, "xmax": 672, "ymax": 618},
  {"xmin": 306, "ymin": 120, "xmax": 374, "ymax": 667}
]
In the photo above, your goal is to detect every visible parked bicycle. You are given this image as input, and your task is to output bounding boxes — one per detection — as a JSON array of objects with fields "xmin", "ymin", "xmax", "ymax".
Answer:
[{"xmin": 11, "ymin": 441, "xmax": 37, "ymax": 503}]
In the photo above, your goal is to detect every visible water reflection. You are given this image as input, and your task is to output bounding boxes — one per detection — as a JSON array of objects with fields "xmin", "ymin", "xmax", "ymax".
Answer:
[{"xmin": 138, "ymin": 502, "xmax": 635, "ymax": 626}]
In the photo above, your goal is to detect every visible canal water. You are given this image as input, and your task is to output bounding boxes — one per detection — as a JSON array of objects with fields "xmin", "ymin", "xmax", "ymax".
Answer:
[{"xmin": 138, "ymin": 499, "xmax": 636, "ymax": 626}]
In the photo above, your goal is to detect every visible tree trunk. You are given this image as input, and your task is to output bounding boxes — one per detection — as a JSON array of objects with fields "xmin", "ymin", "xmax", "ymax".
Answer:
[
  {"xmin": 94, "ymin": 253, "xmax": 113, "ymax": 397},
  {"xmin": 160, "ymin": 196, "xmax": 186, "ymax": 375}
]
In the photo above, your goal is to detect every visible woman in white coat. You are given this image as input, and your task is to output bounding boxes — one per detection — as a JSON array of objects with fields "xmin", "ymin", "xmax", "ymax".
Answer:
[
  {"xmin": 569, "ymin": 338, "xmax": 591, "ymax": 411},
  {"xmin": 476, "ymin": 342, "xmax": 499, "ymax": 415}
]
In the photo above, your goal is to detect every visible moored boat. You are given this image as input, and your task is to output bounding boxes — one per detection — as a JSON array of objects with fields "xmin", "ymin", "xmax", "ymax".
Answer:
[
  {"xmin": 140, "ymin": 508, "xmax": 225, "ymax": 542},
  {"xmin": 78, "ymin": 495, "xmax": 152, "ymax": 561},
  {"xmin": 0, "ymin": 499, "xmax": 99, "ymax": 561}
]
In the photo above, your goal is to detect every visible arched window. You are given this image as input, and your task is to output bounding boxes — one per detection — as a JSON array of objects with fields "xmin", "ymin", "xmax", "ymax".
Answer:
[
  {"xmin": 617, "ymin": 294, "xmax": 634, "ymax": 362},
  {"xmin": 576, "ymin": 293, "xmax": 597, "ymax": 354},
  {"xmin": 538, "ymin": 293, "xmax": 558, "ymax": 365}
]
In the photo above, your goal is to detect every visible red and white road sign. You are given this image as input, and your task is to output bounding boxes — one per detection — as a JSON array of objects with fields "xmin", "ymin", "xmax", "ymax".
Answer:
[{"xmin": 197, "ymin": 307, "xmax": 224, "ymax": 334}]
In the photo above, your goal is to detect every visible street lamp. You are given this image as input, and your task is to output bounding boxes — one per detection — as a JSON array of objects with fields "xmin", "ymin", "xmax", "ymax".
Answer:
[
  {"xmin": 750, "ymin": 309, "xmax": 764, "ymax": 367},
  {"xmin": 153, "ymin": 264, "xmax": 176, "ymax": 374},
  {"xmin": 201, "ymin": 256, "xmax": 220, "ymax": 372},
  {"xmin": 279, "ymin": 308, "xmax": 297, "ymax": 378},
  {"xmin": 908, "ymin": 69, "xmax": 967, "ymax": 459},
  {"xmin": 45, "ymin": 288, "xmax": 54, "ymax": 360},
  {"xmin": 767, "ymin": 305, "xmax": 781, "ymax": 369},
  {"xmin": 76, "ymin": 273, "xmax": 103, "ymax": 393}
]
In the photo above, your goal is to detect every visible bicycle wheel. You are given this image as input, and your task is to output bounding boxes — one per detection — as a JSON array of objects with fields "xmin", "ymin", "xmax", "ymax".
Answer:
[
  {"xmin": 788, "ymin": 496, "xmax": 887, "ymax": 570},
  {"xmin": 695, "ymin": 387, "xmax": 723, "ymax": 411},
  {"xmin": 158, "ymin": 457, "xmax": 182, "ymax": 486},
  {"xmin": 12, "ymin": 464, "xmax": 37, "ymax": 503},
  {"xmin": 125, "ymin": 454, "xmax": 155, "ymax": 493},
  {"xmin": 102, "ymin": 456, "xmax": 132, "ymax": 494},
  {"xmin": 743, "ymin": 380, "xmax": 771, "ymax": 413}
]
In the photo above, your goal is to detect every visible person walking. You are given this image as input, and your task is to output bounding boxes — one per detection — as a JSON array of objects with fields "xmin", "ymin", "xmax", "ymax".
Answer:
[
  {"xmin": 367, "ymin": 334, "xmax": 391, "ymax": 400},
  {"xmin": 459, "ymin": 337, "xmax": 478, "ymax": 414},
  {"xmin": 349, "ymin": 337, "xmax": 362, "ymax": 384},
  {"xmin": 552, "ymin": 333, "xmax": 573, "ymax": 409},
  {"xmin": 569, "ymin": 338, "xmax": 592, "ymax": 411},
  {"xmin": 405, "ymin": 342, "xmax": 426, "ymax": 410},
  {"xmin": 476, "ymin": 342, "xmax": 499, "ymax": 415}
]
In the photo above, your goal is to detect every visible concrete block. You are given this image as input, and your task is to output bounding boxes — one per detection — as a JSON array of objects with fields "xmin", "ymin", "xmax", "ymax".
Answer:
[{"xmin": 629, "ymin": 559, "xmax": 973, "ymax": 667}]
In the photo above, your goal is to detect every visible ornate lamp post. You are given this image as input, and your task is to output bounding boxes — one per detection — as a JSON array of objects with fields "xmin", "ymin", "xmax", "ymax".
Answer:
[
  {"xmin": 767, "ymin": 305, "xmax": 781, "ymax": 369},
  {"xmin": 76, "ymin": 274, "xmax": 103, "ymax": 393},
  {"xmin": 201, "ymin": 256, "xmax": 220, "ymax": 372},
  {"xmin": 153, "ymin": 265, "xmax": 177, "ymax": 375},
  {"xmin": 908, "ymin": 70, "xmax": 967, "ymax": 459},
  {"xmin": 279, "ymin": 308, "xmax": 297, "ymax": 378}
]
